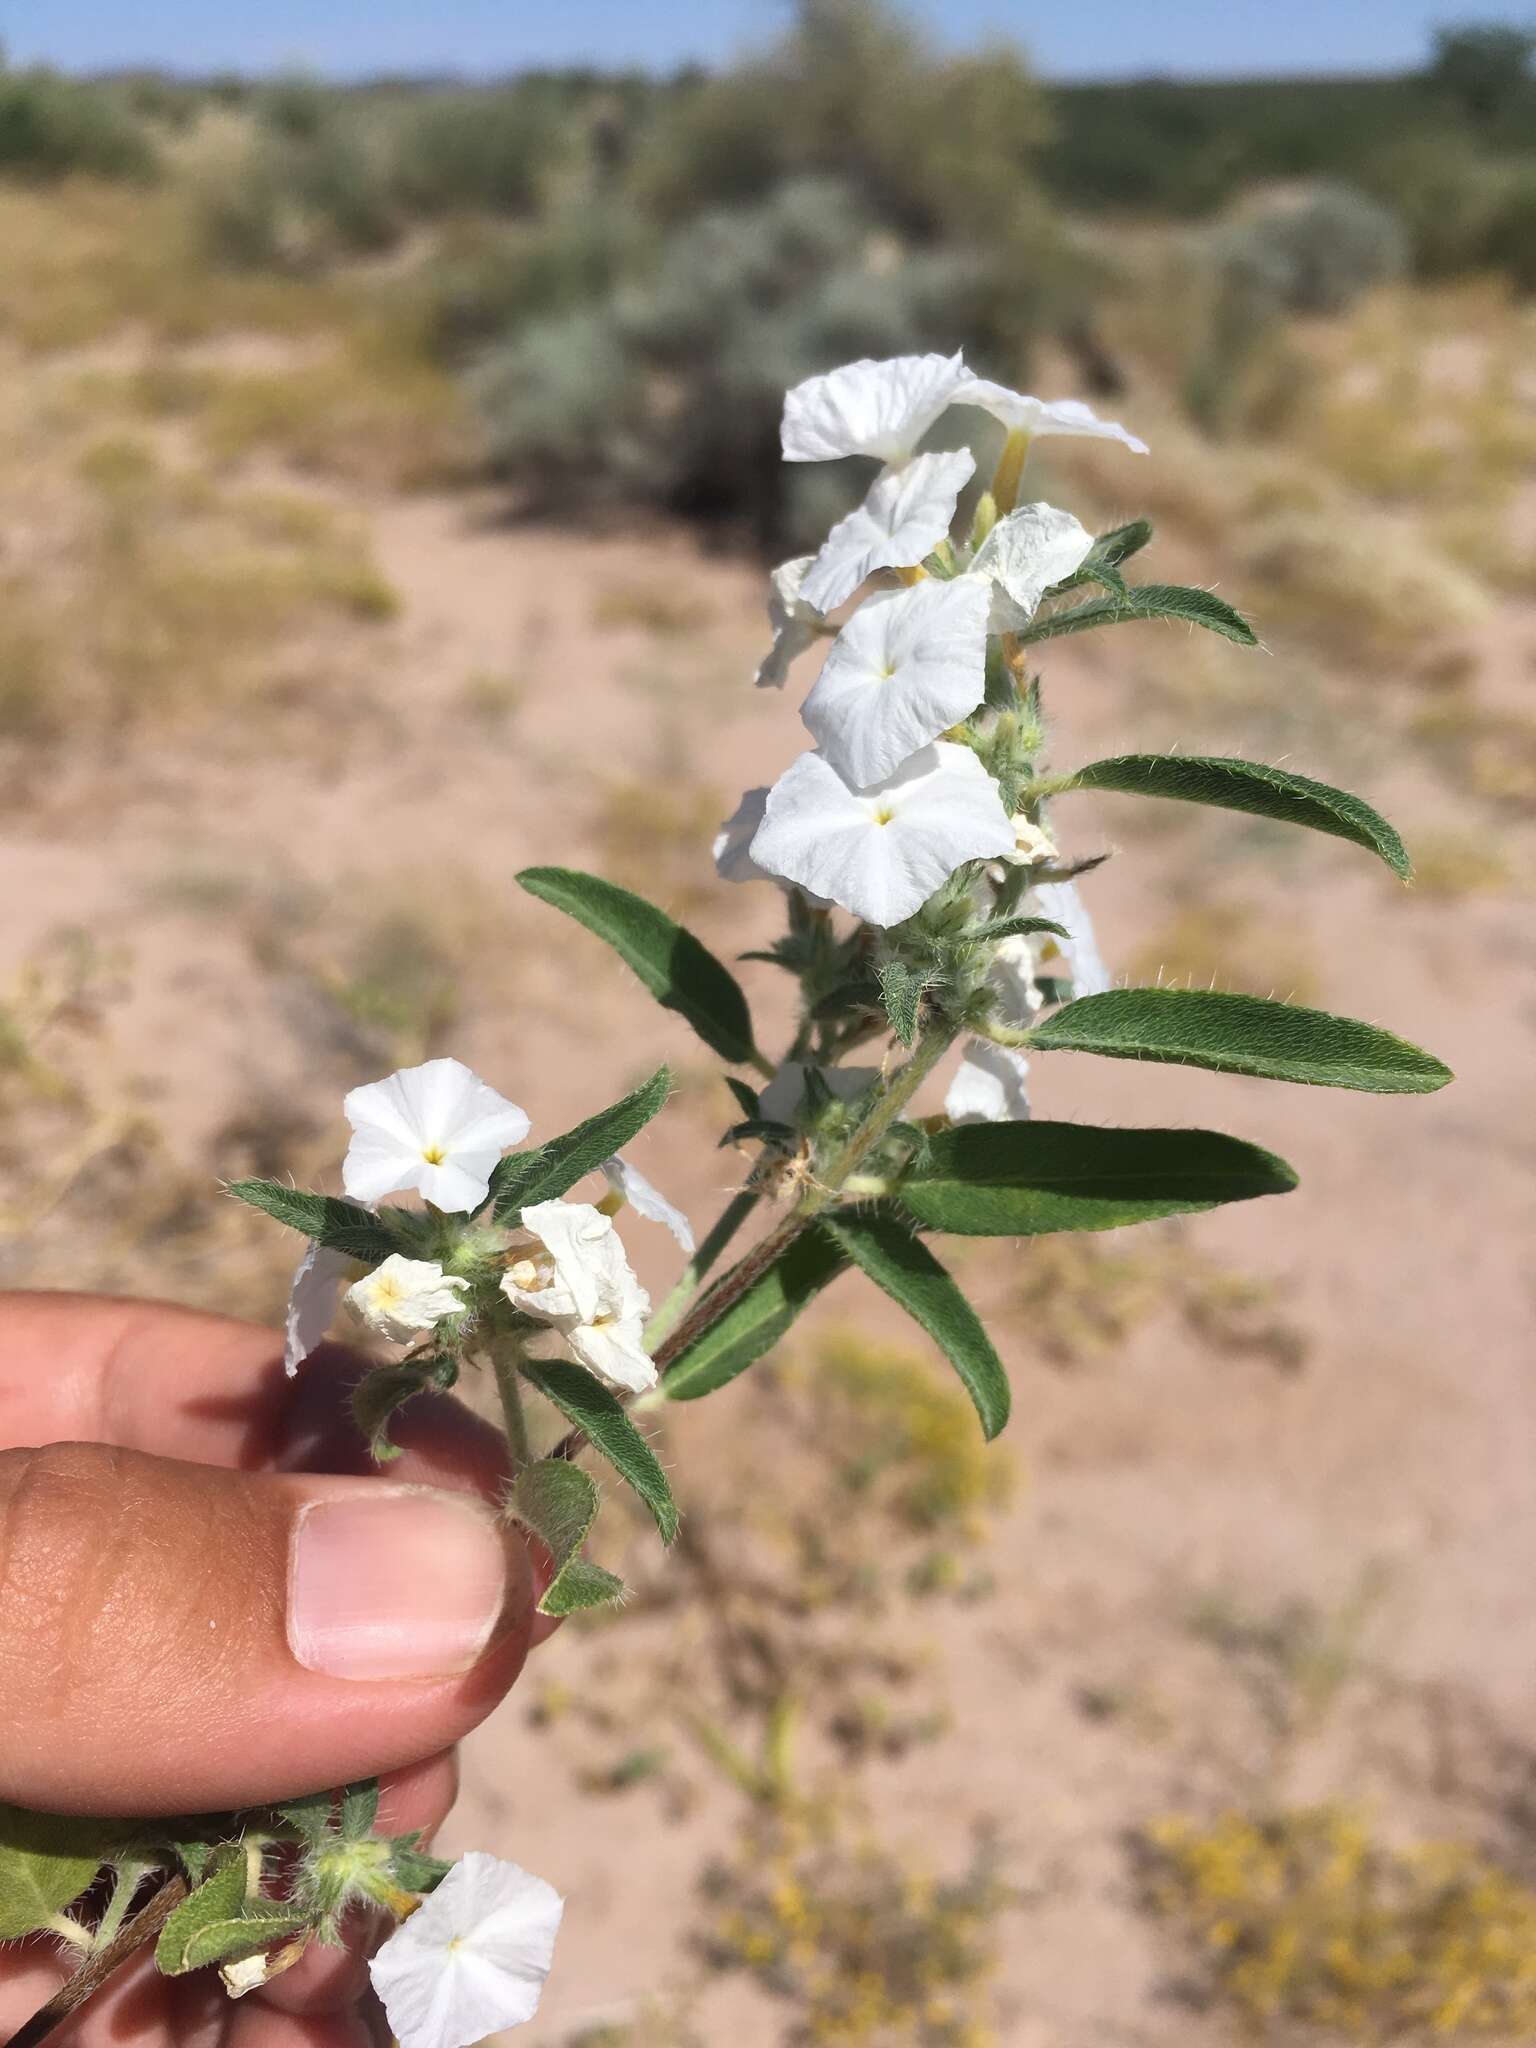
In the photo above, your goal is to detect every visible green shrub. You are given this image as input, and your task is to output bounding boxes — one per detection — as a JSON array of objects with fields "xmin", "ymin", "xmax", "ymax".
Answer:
[
  {"xmin": 1223, "ymin": 182, "xmax": 1407, "ymax": 316},
  {"xmin": 387, "ymin": 84, "xmax": 568, "ymax": 217},
  {"xmin": 471, "ymin": 177, "xmax": 984, "ymax": 545},
  {"xmin": 0, "ymin": 62, "xmax": 156, "ymax": 182}
]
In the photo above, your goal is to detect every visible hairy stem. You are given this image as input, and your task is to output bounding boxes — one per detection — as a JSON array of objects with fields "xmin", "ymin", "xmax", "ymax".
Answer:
[
  {"xmin": 10, "ymin": 1876, "xmax": 188, "ymax": 2048},
  {"xmin": 490, "ymin": 1339, "xmax": 531, "ymax": 1471},
  {"xmin": 644, "ymin": 1187, "xmax": 760, "ymax": 1352},
  {"xmin": 91, "ymin": 1859, "xmax": 149, "ymax": 1954}
]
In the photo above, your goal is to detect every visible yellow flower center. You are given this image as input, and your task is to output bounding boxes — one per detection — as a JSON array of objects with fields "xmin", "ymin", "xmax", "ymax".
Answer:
[{"xmin": 421, "ymin": 1144, "xmax": 446, "ymax": 1165}]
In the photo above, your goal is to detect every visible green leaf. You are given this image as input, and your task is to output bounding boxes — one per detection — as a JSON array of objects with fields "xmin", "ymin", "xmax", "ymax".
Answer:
[
  {"xmin": 900, "ymin": 1120, "xmax": 1298, "ymax": 1236},
  {"xmin": 961, "ymin": 915, "xmax": 1069, "ymax": 946},
  {"xmin": 664, "ymin": 1227, "xmax": 847, "ymax": 1402},
  {"xmin": 156, "ymin": 1850, "xmax": 308, "ymax": 1975},
  {"xmin": 339, "ymin": 1781, "xmax": 378, "ymax": 1839},
  {"xmin": 725, "ymin": 1077, "xmax": 761, "ymax": 1121},
  {"xmin": 489, "ymin": 1066, "xmax": 670, "ymax": 1221},
  {"xmin": 1017, "ymin": 583, "xmax": 1258, "ymax": 648},
  {"xmin": 351, "ymin": 1362, "xmax": 441, "ymax": 1463},
  {"xmin": 387, "ymin": 1834, "xmax": 452, "ymax": 1895},
  {"xmin": 0, "ymin": 1806, "xmax": 119, "ymax": 1940},
  {"xmin": 517, "ymin": 867, "xmax": 759, "ymax": 1066},
  {"xmin": 1030, "ymin": 988, "xmax": 1453, "ymax": 1093},
  {"xmin": 507, "ymin": 1459, "xmax": 625, "ymax": 1616},
  {"xmin": 226, "ymin": 1181, "xmax": 397, "ymax": 1263},
  {"xmin": 273, "ymin": 1794, "xmax": 332, "ymax": 1850},
  {"xmin": 520, "ymin": 1358, "xmax": 678, "ymax": 1543},
  {"xmin": 1068, "ymin": 754, "xmax": 1410, "ymax": 878},
  {"xmin": 822, "ymin": 1211, "xmax": 1011, "ymax": 1440},
  {"xmin": 877, "ymin": 960, "xmax": 925, "ymax": 1047},
  {"xmin": 1091, "ymin": 517, "xmax": 1153, "ymax": 567}
]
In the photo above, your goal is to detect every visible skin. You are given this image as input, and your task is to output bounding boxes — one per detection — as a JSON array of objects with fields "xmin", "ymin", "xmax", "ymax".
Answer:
[{"xmin": 0, "ymin": 1292, "xmax": 553, "ymax": 2047}]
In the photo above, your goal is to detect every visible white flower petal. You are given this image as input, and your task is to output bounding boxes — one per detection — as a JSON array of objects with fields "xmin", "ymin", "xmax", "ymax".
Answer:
[
  {"xmin": 991, "ymin": 931, "xmax": 1047, "ymax": 1027},
  {"xmin": 602, "ymin": 1156, "xmax": 695, "ymax": 1255},
  {"xmin": 714, "ymin": 787, "xmax": 773, "ymax": 885},
  {"xmin": 1032, "ymin": 880, "xmax": 1113, "ymax": 997},
  {"xmin": 564, "ymin": 1311, "xmax": 657, "ymax": 1393},
  {"xmin": 342, "ymin": 1058, "xmax": 529, "ymax": 1215},
  {"xmin": 283, "ymin": 1243, "xmax": 353, "ymax": 1376},
  {"xmin": 757, "ymin": 1061, "xmax": 881, "ymax": 1126},
  {"xmin": 509, "ymin": 1200, "xmax": 612, "ymax": 1325},
  {"xmin": 346, "ymin": 1255, "xmax": 468, "ymax": 1346},
  {"xmin": 782, "ymin": 351, "xmax": 967, "ymax": 465},
  {"xmin": 971, "ymin": 502, "xmax": 1095, "ymax": 633},
  {"xmin": 799, "ymin": 449, "xmax": 975, "ymax": 614},
  {"xmin": 755, "ymin": 555, "xmax": 821, "ymax": 688},
  {"xmin": 802, "ymin": 575, "xmax": 989, "ymax": 788},
  {"xmin": 370, "ymin": 1852, "xmax": 563, "ymax": 2048},
  {"xmin": 945, "ymin": 1039, "xmax": 1032, "ymax": 1124},
  {"xmin": 954, "ymin": 378, "xmax": 1148, "ymax": 454},
  {"xmin": 750, "ymin": 741, "xmax": 1014, "ymax": 929}
]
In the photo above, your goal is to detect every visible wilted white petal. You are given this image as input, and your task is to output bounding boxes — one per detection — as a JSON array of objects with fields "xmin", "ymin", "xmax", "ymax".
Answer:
[
  {"xmin": 971, "ymin": 502, "xmax": 1095, "ymax": 633},
  {"xmin": 800, "ymin": 449, "xmax": 975, "ymax": 614},
  {"xmin": 782, "ymin": 351, "xmax": 968, "ymax": 465},
  {"xmin": 755, "ymin": 555, "xmax": 822, "ymax": 689},
  {"xmin": 370, "ymin": 1852, "xmax": 563, "ymax": 2048},
  {"xmin": 1032, "ymin": 880, "xmax": 1113, "ymax": 998},
  {"xmin": 564, "ymin": 1310, "xmax": 655, "ymax": 1393},
  {"xmin": 802, "ymin": 576, "xmax": 989, "ymax": 788},
  {"xmin": 750, "ymin": 741, "xmax": 1013, "ymax": 929},
  {"xmin": 501, "ymin": 1199, "xmax": 657, "ymax": 1393},
  {"xmin": 602, "ymin": 1155, "xmax": 695, "ymax": 1255},
  {"xmin": 954, "ymin": 378, "xmax": 1148, "ymax": 455},
  {"xmin": 346, "ymin": 1255, "xmax": 468, "ymax": 1346},
  {"xmin": 758, "ymin": 1061, "xmax": 881, "ymax": 1125},
  {"xmin": 1009, "ymin": 815, "xmax": 1058, "ymax": 865},
  {"xmin": 343, "ymin": 1058, "xmax": 530, "ymax": 1214},
  {"xmin": 284, "ymin": 1243, "xmax": 354, "ymax": 1376},
  {"xmin": 945, "ymin": 1039, "xmax": 1032, "ymax": 1124}
]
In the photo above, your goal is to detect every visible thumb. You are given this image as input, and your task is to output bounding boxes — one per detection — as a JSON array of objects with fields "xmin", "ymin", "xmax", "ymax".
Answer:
[{"xmin": 0, "ymin": 1442, "xmax": 535, "ymax": 1816}]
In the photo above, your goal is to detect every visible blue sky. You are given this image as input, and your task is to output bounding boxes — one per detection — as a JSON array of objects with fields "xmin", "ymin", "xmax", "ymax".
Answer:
[{"xmin": 0, "ymin": 0, "xmax": 1497, "ymax": 81}]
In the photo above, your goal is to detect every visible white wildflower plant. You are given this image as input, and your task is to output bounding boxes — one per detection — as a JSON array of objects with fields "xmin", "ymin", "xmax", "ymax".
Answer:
[{"xmin": 8, "ymin": 349, "xmax": 1450, "ymax": 2048}]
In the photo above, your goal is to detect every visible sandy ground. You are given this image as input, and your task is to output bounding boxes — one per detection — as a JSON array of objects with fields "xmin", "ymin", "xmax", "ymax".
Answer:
[{"xmin": 2, "ymin": 401, "xmax": 1534, "ymax": 2044}]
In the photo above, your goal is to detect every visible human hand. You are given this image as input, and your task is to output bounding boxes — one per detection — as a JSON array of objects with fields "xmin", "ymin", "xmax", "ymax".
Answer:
[{"xmin": 0, "ymin": 1291, "xmax": 545, "ymax": 2047}]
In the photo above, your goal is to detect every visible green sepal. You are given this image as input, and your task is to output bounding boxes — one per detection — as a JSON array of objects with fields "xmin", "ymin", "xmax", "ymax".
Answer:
[
  {"xmin": 877, "ymin": 960, "xmax": 926, "ymax": 1046},
  {"xmin": 1017, "ymin": 582, "xmax": 1257, "ymax": 648},
  {"xmin": 155, "ymin": 1849, "xmax": 307, "ymax": 1976},
  {"xmin": 488, "ymin": 1065, "xmax": 670, "ymax": 1221},
  {"xmin": 387, "ymin": 1833, "xmax": 452, "ymax": 1894},
  {"xmin": 663, "ymin": 1227, "xmax": 847, "ymax": 1402},
  {"xmin": 338, "ymin": 1781, "xmax": 378, "ymax": 1838},
  {"xmin": 1066, "ymin": 753, "xmax": 1410, "ymax": 878},
  {"xmin": 519, "ymin": 1357, "xmax": 678, "ymax": 1543},
  {"xmin": 0, "ymin": 1806, "xmax": 123, "ymax": 1940},
  {"xmin": 822, "ymin": 1210, "xmax": 1010, "ymax": 1440},
  {"xmin": 225, "ymin": 1181, "xmax": 398, "ymax": 1263},
  {"xmin": 508, "ymin": 1459, "xmax": 625, "ymax": 1616},
  {"xmin": 1030, "ymin": 987, "xmax": 1452, "ymax": 1093},
  {"xmin": 517, "ymin": 866, "xmax": 760, "ymax": 1066},
  {"xmin": 900, "ymin": 1120, "xmax": 1297, "ymax": 1236}
]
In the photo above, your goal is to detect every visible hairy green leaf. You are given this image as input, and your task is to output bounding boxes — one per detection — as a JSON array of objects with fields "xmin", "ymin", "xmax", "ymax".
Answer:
[
  {"xmin": 1017, "ymin": 582, "xmax": 1257, "ymax": 648},
  {"xmin": 1030, "ymin": 988, "xmax": 1452, "ymax": 1093},
  {"xmin": 489, "ymin": 1065, "xmax": 671, "ymax": 1220},
  {"xmin": 157, "ymin": 1851, "xmax": 307, "ymax": 1975},
  {"xmin": 225, "ymin": 1182, "xmax": 398, "ymax": 1262},
  {"xmin": 877, "ymin": 960, "xmax": 925, "ymax": 1047},
  {"xmin": 961, "ymin": 915, "xmax": 1069, "ymax": 946},
  {"xmin": 507, "ymin": 1459, "xmax": 624, "ymax": 1616},
  {"xmin": 1068, "ymin": 754, "xmax": 1410, "ymax": 878},
  {"xmin": 387, "ymin": 1834, "xmax": 452, "ymax": 1895},
  {"xmin": 517, "ymin": 867, "xmax": 759, "ymax": 1066},
  {"xmin": 0, "ymin": 1807, "xmax": 120, "ymax": 1940},
  {"xmin": 663, "ymin": 1228, "xmax": 846, "ymax": 1402},
  {"xmin": 1091, "ymin": 517, "xmax": 1153, "ymax": 567},
  {"xmin": 521, "ymin": 1358, "xmax": 678, "ymax": 1543},
  {"xmin": 351, "ymin": 1362, "xmax": 443, "ymax": 1463},
  {"xmin": 900, "ymin": 1120, "xmax": 1297, "ymax": 1236},
  {"xmin": 823, "ymin": 1211, "xmax": 1010, "ymax": 1440}
]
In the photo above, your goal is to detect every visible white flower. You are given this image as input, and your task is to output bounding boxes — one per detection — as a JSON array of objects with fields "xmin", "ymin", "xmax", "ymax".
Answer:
[
  {"xmin": 954, "ymin": 378, "xmax": 1148, "ymax": 455},
  {"xmin": 800, "ymin": 449, "xmax": 975, "ymax": 614},
  {"xmin": 750, "ymin": 741, "xmax": 1014, "ymax": 929},
  {"xmin": 944, "ymin": 931, "xmax": 1045, "ymax": 1125},
  {"xmin": 346, "ymin": 1255, "xmax": 469, "ymax": 1345},
  {"xmin": 370, "ymin": 1852, "xmax": 563, "ymax": 2048},
  {"xmin": 1033, "ymin": 880, "xmax": 1113, "ymax": 998},
  {"xmin": 946, "ymin": 1040, "xmax": 1032, "ymax": 1124},
  {"xmin": 781, "ymin": 351, "xmax": 968, "ymax": 465},
  {"xmin": 283, "ymin": 1243, "xmax": 355, "ymax": 1377},
  {"xmin": 970, "ymin": 501, "xmax": 1095, "ymax": 632},
  {"xmin": 801, "ymin": 575, "xmax": 989, "ymax": 788},
  {"xmin": 343, "ymin": 1058, "xmax": 530, "ymax": 1214},
  {"xmin": 501, "ymin": 1199, "xmax": 655, "ymax": 1392},
  {"xmin": 758, "ymin": 1061, "xmax": 881, "ymax": 1125},
  {"xmin": 601, "ymin": 1155, "xmax": 695, "ymax": 1255},
  {"xmin": 755, "ymin": 555, "xmax": 822, "ymax": 689},
  {"xmin": 1009, "ymin": 815, "xmax": 1058, "ymax": 865}
]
